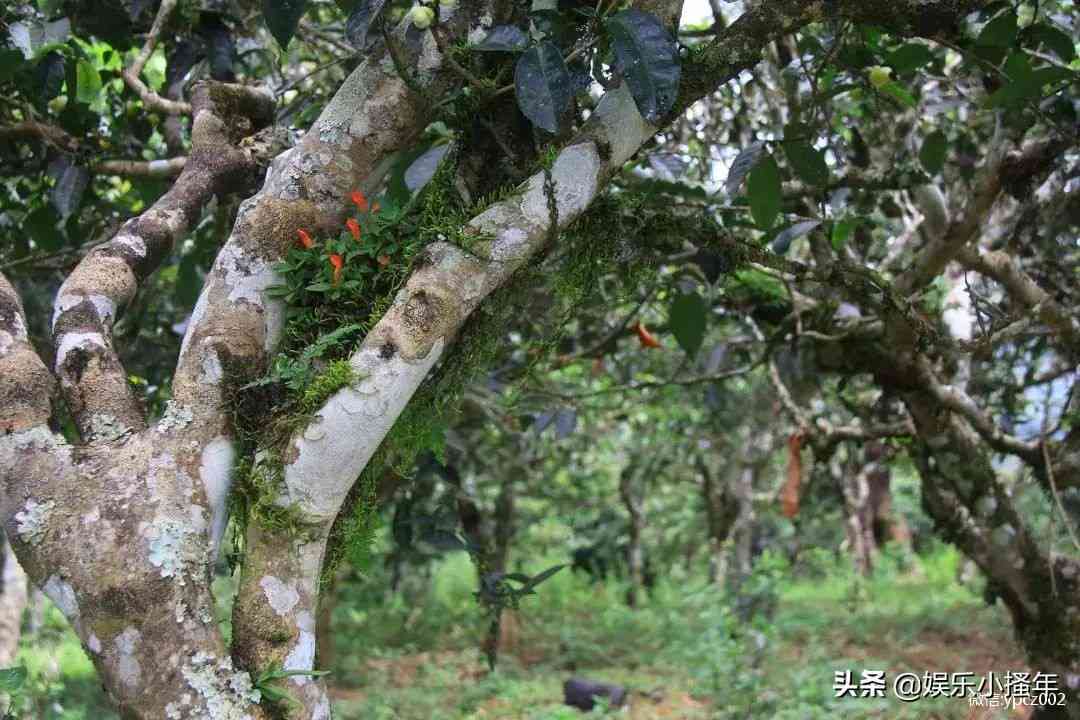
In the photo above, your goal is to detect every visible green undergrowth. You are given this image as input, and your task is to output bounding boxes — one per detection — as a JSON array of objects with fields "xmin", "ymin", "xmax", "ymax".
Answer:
[{"xmin": 322, "ymin": 544, "xmax": 1025, "ymax": 720}]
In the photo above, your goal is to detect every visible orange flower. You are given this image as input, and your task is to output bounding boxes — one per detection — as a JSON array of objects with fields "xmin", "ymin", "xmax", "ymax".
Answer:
[
  {"xmin": 377, "ymin": 254, "xmax": 391, "ymax": 268},
  {"xmin": 346, "ymin": 217, "xmax": 361, "ymax": 241},
  {"xmin": 350, "ymin": 190, "xmax": 368, "ymax": 212},
  {"xmin": 329, "ymin": 254, "xmax": 344, "ymax": 285},
  {"xmin": 634, "ymin": 321, "xmax": 661, "ymax": 349},
  {"xmin": 296, "ymin": 228, "xmax": 314, "ymax": 249}
]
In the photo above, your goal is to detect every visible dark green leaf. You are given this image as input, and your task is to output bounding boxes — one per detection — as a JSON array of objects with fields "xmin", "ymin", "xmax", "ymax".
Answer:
[
  {"xmin": 34, "ymin": 51, "xmax": 65, "ymax": 102},
  {"xmin": 0, "ymin": 49, "xmax": 24, "ymax": 84},
  {"xmin": 175, "ymin": 255, "xmax": 201, "ymax": 309},
  {"xmin": 262, "ymin": 0, "xmax": 308, "ymax": 49},
  {"xmin": 977, "ymin": 12, "xmax": 1018, "ymax": 48},
  {"xmin": 473, "ymin": 25, "xmax": 529, "ymax": 52},
  {"xmin": 523, "ymin": 564, "xmax": 566, "ymax": 592},
  {"xmin": 26, "ymin": 206, "xmax": 64, "ymax": 251},
  {"xmin": 1023, "ymin": 22, "xmax": 1077, "ymax": 62},
  {"xmin": 48, "ymin": 156, "xmax": 89, "ymax": 218},
  {"xmin": 886, "ymin": 43, "xmax": 935, "ymax": 74},
  {"xmin": 725, "ymin": 142, "xmax": 764, "ymax": 195},
  {"xmin": 919, "ymin": 131, "xmax": 948, "ymax": 175},
  {"xmin": 747, "ymin": 154, "xmax": 782, "ymax": 230},
  {"xmin": 345, "ymin": 0, "xmax": 387, "ymax": 50},
  {"xmin": 669, "ymin": 292, "xmax": 708, "ymax": 357},
  {"xmin": 514, "ymin": 42, "xmax": 571, "ymax": 133},
  {"xmin": 783, "ymin": 140, "xmax": 829, "ymax": 187},
  {"xmin": 0, "ymin": 667, "xmax": 27, "ymax": 693},
  {"xmin": 605, "ymin": 9, "xmax": 681, "ymax": 123},
  {"xmin": 771, "ymin": 220, "xmax": 820, "ymax": 255}
]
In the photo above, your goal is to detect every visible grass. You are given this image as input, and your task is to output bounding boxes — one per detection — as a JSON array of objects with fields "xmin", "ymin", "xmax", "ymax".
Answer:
[{"xmin": 2, "ymin": 544, "xmax": 1026, "ymax": 719}]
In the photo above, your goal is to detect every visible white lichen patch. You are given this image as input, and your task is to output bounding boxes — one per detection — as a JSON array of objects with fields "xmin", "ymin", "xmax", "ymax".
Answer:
[
  {"xmin": 88, "ymin": 413, "xmax": 131, "ymax": 442},
  {"xmin": 259, "ymin": 575, "xmax": 300, "ymax": 617},
  {"xmin": 146, "ymin": 518, "xmax": 199, "ymax": 581},
  {"xmin": 43, "ymin": 575, "xmax": 79, "ymax": 622},
  {"xmin": 54, "ymin": 331, "xmax": 107, "ymax": 369},
  {"xmin": 283, "ymin": 611, "xmax": 317, "ymax": 684},
  {"xmin": 113, "ymin": 232, "xmax": 148, "ymax": 259},
  {"xmin": 157, "ymin": 401, "xmax": 195, "ymax": 433},
  {"xmin": 200, "ymin": 436, "xmax": 235, "ymax": 555},
  {"xmin": 87, "ymin": 633, "xmax": 102, "ymax": 654},
  {"xmin": 0, "ymin": 329, "xmax": 14, "ymax": 355},
  {"xmin": 114, "ymin": 627, "xmax": 142, "ymax": 689},
  {"xmin": 52, "ymin": 292, "xmax": 117, "ymax": 331},
  {"xmin": 15, "ymin": 498, "xmax": 55, "ymax": 545},
  {"xmin": 178, "ymin": 651, "xmax": 260, "ymax": 719}
]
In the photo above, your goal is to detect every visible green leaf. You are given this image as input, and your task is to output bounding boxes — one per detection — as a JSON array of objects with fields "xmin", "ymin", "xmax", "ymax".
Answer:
[
  {"xmin": 1023, "ymin": 22, "xmax": 1077, "ymax": 62},
  {"xmin": 473, "ymin": 25, "xmax": 529, "ymax": 52},
  {"xmin": 885, "ymin": 42, "xmax": 937, "ymax": 74},
  {"xmin": 0, "ymin": 48, "xmax": 25, "ymax": 84},
  {"xmin": 345, "ymin": 0, "xmax": 387, "ymax": 50},
  {"xmin": 747, "ymin": 154, "xmax": 782, "ymax": 230},
  {"xmin": 831, "ymin": 218, "xmax": 861, "ymax": 251},
  {"xmin": 0, "ymin": 667, "xmax": 27, "ymax": 693},
  {"xmin": 523, "ymin": 564, "xmax": 566, "ymax": 592},
  {"xmin": 977, "ymin": 12, "xmax": 1018, "ymax": 48},
  {"xmin": 514, "ymin": 42, "xmax": 571, "ymax": 133},
  {"xmin": 175, "ymin": 255, "xmax": 201, "ymax": 309},
  {"xmin": 725, "ymin": 142, "xmax": 764, "ymax": 195},
  {"xmin": 75, "ymin": 58, "xmax": 101, "ymax": 104},
  {"xmin": 783, "ymin": 139, "xmax": 829, "ymax": 187},
  {"xmin": 669, "ymin": 292, "xmax": 708, "ymax": 357},
  {"xmin": 26, "ymin": 205, "xmax": 63, "ymax": 250},
  {"xmin": 886, "ymin": 43, "xmax": 935, "ymax": 74},
  {"xmin": 605, "ymin": 9, "xmax": 681, "ymax": 123},
  {"xmin": 263, "ymin": 0, "xmax": 308, "ymax": 49},
  {"xmin": 879, "ymin": 81, "xmax": 917, "ymax": 108},
  {"xmin": 919, "ymin": 131, "xmax": 948, "ymax": 175}
]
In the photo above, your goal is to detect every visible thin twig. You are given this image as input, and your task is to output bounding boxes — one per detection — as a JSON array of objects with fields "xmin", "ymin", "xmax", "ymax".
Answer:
[{"xmin": 122, "ymin": 0, "xmax": 192, "ymax": 115}]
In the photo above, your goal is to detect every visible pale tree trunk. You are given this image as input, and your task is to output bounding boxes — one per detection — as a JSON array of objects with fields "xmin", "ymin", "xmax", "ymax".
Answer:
[
  {"xmin": 698, "ymin": 457, "xmax": 739, "ymax": 587},
  {"xmin": 0, "ymin": 534, "xmax": 27, "ymax": 667},
  {"xmin": 618, "ymin": 465, "xmax": 647, "ymax": 608},
  {"xmin": 839, "ymin": 452, "xmax": 878, "ymax": 577},
  {"xmin": 0, "ymin": 1, "xmax": 1003, "ymax": 717}
]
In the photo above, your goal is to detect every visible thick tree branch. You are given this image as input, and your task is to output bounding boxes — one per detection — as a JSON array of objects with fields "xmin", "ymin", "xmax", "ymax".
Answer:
[
  {"xmin": 52, "ymin": 81, "xmax": 275, "ymax": 443},
  {"xmin": 0, "ymin": 273, "xmax": 54, "ymax": 433}
]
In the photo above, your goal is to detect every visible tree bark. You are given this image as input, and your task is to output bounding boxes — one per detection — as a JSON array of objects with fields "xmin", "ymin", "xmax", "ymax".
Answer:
[{"xmin": 0, "ymin": 534, "xmax": 27, "ymax": 667}]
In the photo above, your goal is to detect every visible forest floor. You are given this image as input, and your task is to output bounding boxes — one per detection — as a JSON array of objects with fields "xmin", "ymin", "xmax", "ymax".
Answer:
[
  {"xmin": 6, "ymin": 546, "xmax": 1033, "ymax": 719},
  {"xmin": 325, "ymin": 547, "xmax": 1030, "ymax": 720}
]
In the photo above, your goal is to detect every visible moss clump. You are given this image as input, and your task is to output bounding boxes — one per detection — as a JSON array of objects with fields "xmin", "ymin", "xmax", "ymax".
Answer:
[
  {"xmin": 229, "ymin": 454, "xmax": 311, "ymax": 545},
  {"xmin": 299, "ymin": 359, "xmax": 355, "ymax": 415}
]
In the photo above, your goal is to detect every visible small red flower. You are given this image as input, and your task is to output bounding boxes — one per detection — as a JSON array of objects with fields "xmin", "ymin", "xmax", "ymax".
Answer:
[
  {"xmin": 346, "ymin": 217, "xmax": 361, "ymax": 241},
  {"xmin": 634, "ymin": 321, "xmax": 662, "ymax": 349},
  {"xmin": 329, "ymin": 254, "xmax": 344, "ymax": 285},
  {"xmin": 296, "ymin": 229, "xmax": 314, "ymax": 249},
  {"xmin": 350, "ymin": 190, "xmax": 368, "ymax": 212},
  {"xmin": 377, "ymin": 254, "xmax": 391, "ymax": 268}
]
